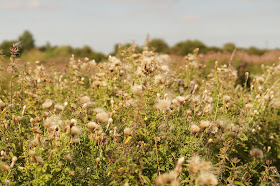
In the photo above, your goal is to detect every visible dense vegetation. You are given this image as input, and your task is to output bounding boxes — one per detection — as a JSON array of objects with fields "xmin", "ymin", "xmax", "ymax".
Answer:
[{"xmin": 0, "ymin": 42, "xmax": 279, "ymax": 185}]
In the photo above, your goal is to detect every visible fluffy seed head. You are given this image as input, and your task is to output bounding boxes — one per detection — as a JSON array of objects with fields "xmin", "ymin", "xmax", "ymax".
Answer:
[
  {"xmin": 88, "ymin": 121, "xmax": 99, "ymax": 131},
  {"xmin": 31, "ymin": 138, "xmax": 39, "ymax": 147},
  {"xmin": 80, "ymin": 96, "xmax": 90, "ymax": 104},
  {"xmin": 1, "ymin": 164, "xmax": 10, "ymax": 172},
  {"xmin": 96, "ymin": 112, "xmax": 109, "ymax": 123},
  {"xmin": 42, "ymin": 99, "xmax": 53, "ymax": 109},
  {"xmin": 250, "ymin": 148, "xmax": 264, "ymax": 158},
  {"xmin": 190, "ymin": 124, "xmax": 200, "ymax": 134},
  {"xmin": 132, "ymin": 84, "xmax": 143, "ymax": 94},
  {"xmin": 200, "ymin": 120, "xmax": 210, "ymax": 129},
  {"xmin": 124, "ymin": 127, "xmax": 131, "ymax": 136},
  {"xmin": 0, "ymin": 99, "xmax": 6, "ymax": 108},
  {"xmin": 71, "ymin": 126, "xmax": 81, "ymax": 136},
  {"xmin": 223, "ymin": 95, "xmax": 230, "ymax": 103},
  {"xmin": 155, "ymin": 99, "xmax": 171, "ymax": 111},
  {"xmin": 198, "ymin": 172, "xmax": 218, "ymax": 186},
  {"xmin": 12, "ymin": 156, "xmax": 18, "ymax": 163},
  {"xmin": 65, "ymin": 154, "xmax": 72, "ymax": 161}
]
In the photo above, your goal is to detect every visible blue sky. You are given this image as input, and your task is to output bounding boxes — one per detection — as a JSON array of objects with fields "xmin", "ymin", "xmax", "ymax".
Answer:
[{"xmin": 0, "ymin": 0, "xmax": 279, "ymax": 54}]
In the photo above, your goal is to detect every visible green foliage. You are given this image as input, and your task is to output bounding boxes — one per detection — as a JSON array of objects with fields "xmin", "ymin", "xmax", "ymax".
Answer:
[
  {"xmin": 0, "ymin": 44, "xmax": 280, "ymax": 185},
  {"xmin": 172, "ymin": 39, "xmax": 207, "ymax": 55},
  {"xmin": 0, "ymin": 40, "xmax": 16, "ymax": 56},
  {"xmin": 148, "ymin": 38, "xmax": 169, "ymax": 53},
  {"xmin": 18, "ymin": 30, "xmax": 35, "ymax": 51},
  {"xmin": 247, "ymin": 46, "xmax": 266, "ymax": 56},
  {"xmin": 223, "ymin": 42, "xmax": 236, "ymax": 52}
]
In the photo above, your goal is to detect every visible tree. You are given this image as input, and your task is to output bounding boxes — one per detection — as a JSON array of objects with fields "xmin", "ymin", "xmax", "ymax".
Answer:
[
  {"xmin": 18, "ymin": 30, "xmax": 35, "ymax": 51},
  {"xmin": 223, "ymin": 43, "xmax": 236, "ymax": 52},
  {"xmin": 247, "ymin": 46, "xmax": 265, "ymax": 56},
  {"xmin": 148, "ymin": 38, "xmax": 169, "ymax": 53},
  {"xmin": 0, "ymin": 40, "xmax": 16, "ymax": 56},
  {"xmin": 172, "ymin": 40, "xmax": 207, "ymax": 56}
]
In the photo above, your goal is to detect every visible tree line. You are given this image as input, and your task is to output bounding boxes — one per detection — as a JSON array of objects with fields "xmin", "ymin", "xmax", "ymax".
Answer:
[{"xmin": 0, "ymin": 30, "xmax": 272, "ymax": 62}]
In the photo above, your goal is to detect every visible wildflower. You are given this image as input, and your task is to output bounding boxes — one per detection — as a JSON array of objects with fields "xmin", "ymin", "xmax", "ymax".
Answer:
[
  {"xmin": 58, "ymin": 161, "xmax": 63, "ymax": 168},
  {"xmin": 223, "ymin": 95, "xmax": 230, "ymax": 103},
  {"xmin": 93, "ymin": 107, "xmax": 105, "ymax": 114},
  {"xmin": 0, "ymin": 99, "xmax": 6, "ymax": 108},
  {"xmin": 71, "ymin": 126, "xmax": 81, "ymax": 136},
  {"xmin": 54, "ymin": 103, "xmax": 64, "ymax": 112},
  {"xmin": 31, "ymin": 138, "xmax": 39, "ymax": 147},
  {"xmin": 1, "ymin": 164, "xmax": 10, "ymax": 172},
  {"xmin": 176, "ymin": 96, "xmax": 185, "ymax": 103},
  {"xmin": 200, "ymin": 120, "xmax": 210, "ymax": 129},
  {"xmin": 88, "ymin": 121, "xmax": 99, "ymax": 132},
  {"xmin": 190, "ymin": 124, "xmax": 200, "ymax": 134},
  {"xmin": 188, "ymin": 156, "xmax": 201, "ymax": 174},
  {"xmin": 161, "ymin": 65, "xmax": 169, "ymax": 72},
  {"xmin": 35, "ymin": 156, "xmax": 43, "ymax": 163},
  {"xmin": 70, "ymin": 119, "xmax": 77, "ymax": 126},
  {"xmin": 65, "ymin": 154, "xmax": 72, "ymax": 161},
  {"xmin": 250, "ymin": 148, "xmax": 264, "ymax": 158},
  {"xmin": 42, "ymin": 99, "xmax": 53, "ymax": 109},
  {"xmin": 198, "ymin": 172, "xmax": 218, "ymax": 186},
  {"xmin": 155, "ymin": 171, "xmax": 176, "ymax": 186},
  {"xmin": 80, "ymin": 96, "xmax": 90, "ymax": 104},
  {"xmin": 124, "ymin": 127, "xmax": 131, "ymax": 138},
  {"xmin": 5, "ymin": 180, "xmax": 10, "ymax": 185},
  {"xmin": 245, "ymin": 103, "xmax": 253, "ymax": 111},
  {"xmin": 155, "ymin": 99, "xmax": 171, "ymax": 111},
  {"xmin": 132, "ymin": 84, "xmax": 143, "ymax": 95},
  {"xmin": 154, "ymin": 75, "xmax": 165, "ymax": 84},
  {"xmin": 203, "ymin": 104, "xmax": 213, "ymax": 113},
  {"xmin": 96, "ymin": 112, "xmax": 109, "ymax": 123},
  {"xmin": 174, "ymin": 157, "xmax": 185, "ymax": 174},
  {"xmin": 10, "ymin": 156, "xmax": 18, "ymax": 168},
  {"xmin": 96, "ymin": 157, "xmax": 101, "ymax": 167}
]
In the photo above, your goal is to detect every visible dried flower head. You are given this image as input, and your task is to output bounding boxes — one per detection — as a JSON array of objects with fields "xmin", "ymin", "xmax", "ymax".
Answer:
[
  {"xmin": 65, "ymin": 154, "xmax": 72, "ymax": 161},
  {"xmin": 200, "ymin": 120, "xmax": 210, "ymax": 129},
  {"xmin": 155, "ymin": 99, "xmax": 171, "ymax": 111},
  {"xmin": 198, "ymin": 172, "xmax": 218, "ymax": 186},
  {"xmin": 223, "ymin": 95, "xmax": 230, "ymax": 103},
  {"xmin": 250, "ymin": 148, "xmax": 264, "ymax": 158},
  {"xmin": 88, "ymin": 121, "xmax": 99, "ymax": 131},
  {"xmin": 71, "ymin": 126, "xmax": 81, "ymax": 136},
  {"xmin": 124, "ymin": 127, "xmax": 131, "ymax": 137},
  {"xmin": 80, "ymin": 96, "xmax": 90, "ymax": 104},
  {"xmin": 42, "ymin": 99, "xmax": 53, "ymax": 109},
  {"xmin": 190, "ymin": 124, "xmax": 200, "ymax": 134},
  {"xmin": 96, "ymin": 112, "xmax": 109, "ymax": 123},
  {"xmin": 1, "ymin": 164, "xmax": 10, "ymax": 172}
]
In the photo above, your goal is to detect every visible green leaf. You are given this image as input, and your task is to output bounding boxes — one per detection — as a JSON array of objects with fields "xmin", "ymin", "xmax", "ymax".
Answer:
[
  {"xmin": 141, "ymin": 175, "xmax": 151, "ymax": 184},
  {"xmin": 234, "ymin": 181, "xmax": 245, "ymax": 186}
]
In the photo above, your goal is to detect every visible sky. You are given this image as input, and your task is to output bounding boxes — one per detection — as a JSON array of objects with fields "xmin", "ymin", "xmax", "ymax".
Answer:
[{"xmin": 0, "ymin": 0, "xmax": 280, "ymax": 54}]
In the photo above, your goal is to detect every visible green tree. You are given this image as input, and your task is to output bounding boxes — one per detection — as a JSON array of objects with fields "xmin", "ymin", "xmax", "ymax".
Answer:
[
  {"xmin": 148, "ymin": 38, "xmax": 169, "ymax": 53},
  {"xmin": 247, "ymin": 46, "xmax": 265, "ymax": 56},
  {"xmin": 172, "ymin": 40, "xmax": 207, "ymax": 56},
  {"xmin": 223, "ymin": 43, "xmax": 236, "ymax": 52},
  {"xmin": 0, "ymin": 40, "xmax": 16, "ymax": 56},
  {"xmin": 18, "ymin": 30, "xmax": 35, "ymax": 51}
]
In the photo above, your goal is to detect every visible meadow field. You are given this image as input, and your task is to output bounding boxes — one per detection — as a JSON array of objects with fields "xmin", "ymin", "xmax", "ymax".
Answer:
[{"xmin": 0, "ymin": 43, "xmax": 280, "ymax": 185}]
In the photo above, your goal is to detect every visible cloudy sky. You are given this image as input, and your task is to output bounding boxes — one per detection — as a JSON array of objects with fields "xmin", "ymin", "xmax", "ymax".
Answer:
[{"xmin": 0, "ymin": 0, "xmax": 279, "ymax": 53}]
